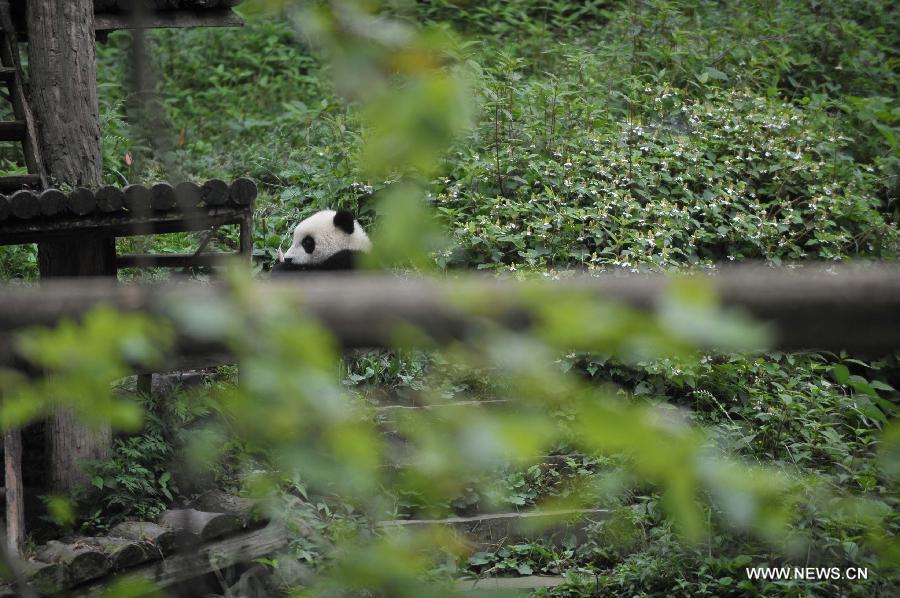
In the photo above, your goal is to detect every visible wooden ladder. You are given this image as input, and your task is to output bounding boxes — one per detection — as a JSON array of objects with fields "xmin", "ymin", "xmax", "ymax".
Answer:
[{"xmin": 0, "ymin": 0, "xmax": 45, "ymax": 193}]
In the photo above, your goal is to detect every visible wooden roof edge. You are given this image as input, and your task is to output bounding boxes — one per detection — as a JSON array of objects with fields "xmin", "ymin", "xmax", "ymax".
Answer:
[{"xmin": 94, "ymin": 8, "xmax": 245, "ymax": 33}]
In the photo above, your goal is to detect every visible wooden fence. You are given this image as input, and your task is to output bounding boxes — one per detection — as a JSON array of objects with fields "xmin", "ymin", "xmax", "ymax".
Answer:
[
  {"xmin": 0, "ymin": 264, "xmax": 896, "ymax": 360},
  {"xmin": 1, "ymin": 264, "xmax": 899, "ymax": 575}
]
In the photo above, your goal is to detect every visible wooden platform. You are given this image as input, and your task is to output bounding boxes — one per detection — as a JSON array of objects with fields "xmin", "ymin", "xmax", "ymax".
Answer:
[
  {"xmin": 0, "ymin": 179, "xmax": 256, "ymax": 270},
  {"xmin": 0, "ymin": 203, "xmax": 250, "ymax": 246}
]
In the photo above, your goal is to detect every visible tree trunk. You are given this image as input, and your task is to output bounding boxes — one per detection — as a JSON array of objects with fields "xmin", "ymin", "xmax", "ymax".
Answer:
[{"xmin": 26, "ymin": 0, "xmax": 114, "ymax": 491}]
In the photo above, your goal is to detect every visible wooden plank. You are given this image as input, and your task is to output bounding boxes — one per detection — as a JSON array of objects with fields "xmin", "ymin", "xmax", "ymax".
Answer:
[
  {"xmin": 116, "ymin": 252, "xmax": 244, "ymax": 269},
  {"xmin": 74, "ymin": 524, "xmax": 287, "ymax": 595},
  {"xmin": 380, "ymin": 509, "xmax": 608, "ymax": 549},
  {"xmin": 457, "ymin": 575, "xmax": 567, "ymax": 592},
  {"xmin": 0, "ymin": 204, "xmax": 251, "ymax": 246},
  {"xmin": 93, "ymin": 8, "xmax": 244, "ymax": 32},
  {"xmin": 3, "ymin": 428, "xmax": 24, "ymax": 555}
]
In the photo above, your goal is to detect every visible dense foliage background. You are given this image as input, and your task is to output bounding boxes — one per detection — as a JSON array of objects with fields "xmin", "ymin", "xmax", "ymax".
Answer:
[{"xmin": 0, "ymin": 1, "xmax": 897, "ymax": 596}]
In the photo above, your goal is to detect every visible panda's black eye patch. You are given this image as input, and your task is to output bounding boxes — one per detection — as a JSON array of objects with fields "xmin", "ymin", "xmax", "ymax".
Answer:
[{"xmin": 301, "ymin": 235, "xmax": 315, "ymax": 254}]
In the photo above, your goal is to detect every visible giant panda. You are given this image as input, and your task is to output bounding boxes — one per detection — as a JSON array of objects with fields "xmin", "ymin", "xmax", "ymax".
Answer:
[{"xmin": 272, "ymin": 209, "xmax": 371, "ymax": 273}]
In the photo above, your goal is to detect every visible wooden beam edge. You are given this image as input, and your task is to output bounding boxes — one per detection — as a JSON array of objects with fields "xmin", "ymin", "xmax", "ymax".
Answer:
[{"xmin": 94, "ymin": 9, "xmax": 245, "ymax": 33}]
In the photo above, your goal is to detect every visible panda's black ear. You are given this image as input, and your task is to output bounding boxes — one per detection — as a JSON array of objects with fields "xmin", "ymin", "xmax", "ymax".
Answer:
[{"xmin": 333, "ymin": 210, "xmax": 355, "ymax": 234}]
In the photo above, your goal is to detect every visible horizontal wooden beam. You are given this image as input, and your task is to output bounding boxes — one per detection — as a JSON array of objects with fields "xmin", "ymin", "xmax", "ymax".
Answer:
[
  {"xmin": 0, "ymin": 175, "xmax": 41, "ymax": 193},
  {"xmin": 93, "ymin": 8, "xmax": 244, "ymax": 32},
  {"xmin": 380, "ymin": 509, "xmax": 608, "ymax": 549},
  {"xmin": 116, "ymin": 252, "xmax": 245, "ymax": 269},
  {"xmin": 0, "ymin": 266, "xmax": 895, "ymax": 365},
  {"xmin": 0, "ymin": 204, "xmax": 249, "ymax": 246},
  {"xmin": 0, "ymin": 121, "xmax": 26, "ymax": 141},
  {"xmin": 457, "ymin": 575, "xmax": 567, "ymax": 592}
]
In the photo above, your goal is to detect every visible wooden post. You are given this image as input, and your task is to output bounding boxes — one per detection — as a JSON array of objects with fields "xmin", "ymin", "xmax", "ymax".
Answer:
[
  {"xmin": 4, "ymin": 427, "xmax": 24, "ymax": 555},
  {"xmin": 26, "ymin": 0, "xmax": 114, "ymax": 491},
  {"xmin": 239, "ymin": 211, "xmax": 254, "ymax": 260}
]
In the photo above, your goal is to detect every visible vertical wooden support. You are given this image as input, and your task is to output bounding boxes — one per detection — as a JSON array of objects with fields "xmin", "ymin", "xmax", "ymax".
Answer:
[
  {"xmin": 26, "ymin": 0, "xmax": 114, "ymax": 492},
  {"xmin": 239, "ymin": 211, "xmax": 254, "ymax": 262},
  {"xmin": 4, "ymin": 426, "xmax": 24, "ymax": 555}
]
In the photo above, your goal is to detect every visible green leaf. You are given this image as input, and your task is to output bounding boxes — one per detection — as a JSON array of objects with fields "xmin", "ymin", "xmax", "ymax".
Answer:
[{"xmin": 831, "ymin": 364, "xmax": 850, "ymax": 384}]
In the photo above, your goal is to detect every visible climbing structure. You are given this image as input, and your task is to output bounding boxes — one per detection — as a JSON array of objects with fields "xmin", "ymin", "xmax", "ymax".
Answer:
[
  {"xmin": 1, "ymin": 0, "xmax": 256, "ymax": 573},
  {"xmin": 0, "ymin": 0, "xmax": 45, "ymax": 192}
]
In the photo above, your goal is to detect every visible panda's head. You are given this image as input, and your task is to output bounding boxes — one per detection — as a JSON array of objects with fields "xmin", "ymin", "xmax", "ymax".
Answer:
[{"xmin": 276, "ymin": 209, "xmax": 371, "ymax": 272}]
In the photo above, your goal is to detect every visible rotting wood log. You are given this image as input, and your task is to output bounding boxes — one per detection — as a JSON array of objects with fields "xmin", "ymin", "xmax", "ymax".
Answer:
[
  {"xmin": 174, "ymin": 180, "xmax": 201, "ymax": 209},
  {"xmin": 67, "ymin": 536, "xmax": 153, "ymax": 570},
  {"xmin": 123, "ymin": 183, "xmax": 151, "ymax": 213},
  {"xmin": 38, "ymin": 189, "xmax": 67, "ymax": 218},
  {"xmin": 0, "ymin": 194, "xmax": 9, "ymax": 221},
  {"xmin": 110, "ymin": 521, "xmax": 191, "ymax": 555},
  {"xmin": 9, "ymin": 189, "xmax": 38, "ymax": 219},
  {"xmin": 149, "ymin": 182, "xmax": 176, "ymax": 211},
  {"xmin": 193, "ymin": 491, "xmax": 261, "ymax": 525},
  {"xmin": 68, "ymin": 187, "xmax": 96, "ymax": 216},
  {"xmin": 75, "ymin": 524, "xmax": 288, "ymax": 595},
  {"xmin": 35, "ymin": 540, "xmax": 110, "ymax": 586},
  {"xmin": 19, "ymin": 560, "xmax": 63, "ymax": 595},
  {"xmin": 95, "ymin": 185, "xmax": 125, "ymax": 213},
  {"xmin": 201, "ymin": 178, "xmax": 228, "ymax": 206},
  {"xmin": 159, "ymin": 508, "xmax": 243, "ymax": 542},
  {"xmin": 228, "ymin": 177, "xmax": 256, "ymax": 206}
]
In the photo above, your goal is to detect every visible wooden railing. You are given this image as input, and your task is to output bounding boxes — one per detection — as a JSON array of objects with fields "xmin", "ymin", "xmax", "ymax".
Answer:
[{"xmin": 2, "ymin": 264, "xmax": 899, "ymax": 561}]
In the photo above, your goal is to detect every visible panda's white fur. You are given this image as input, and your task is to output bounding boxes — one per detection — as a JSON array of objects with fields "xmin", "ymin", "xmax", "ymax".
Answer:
[{"xmin": 281, "ymin": 209, "xmax": 371, "ymax": 268}]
